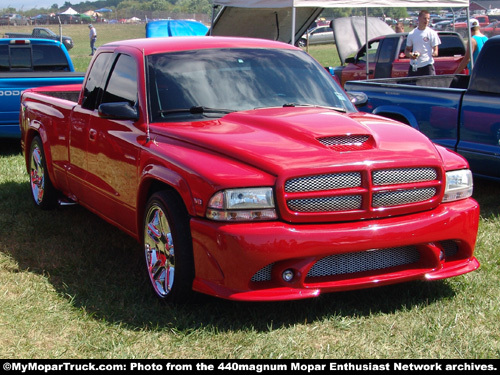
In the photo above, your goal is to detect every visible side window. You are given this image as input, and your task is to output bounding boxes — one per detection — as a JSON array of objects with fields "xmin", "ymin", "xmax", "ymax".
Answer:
[
  {"xmin": 378, "ymin": 38, "xmax": 398, "ymax": 63},
  {"xmin": 82, "ymin": 52, "xmax": 113, "ymax": 110},
  {"xmin": 469, "ymin": 45, "xmax": 500, "ymax": 94},
  {"xmin": 357, "ymin": 41, "xmax": 380, "ymax": 63},
  {"xmin": 32, "ymin": 45, "xmax": 70, "ymax": 71},
  {"xmin": 439, "ymin": 36, "xmax": 466, "ymax": 57},
  {"xmin": 0, "ymin": 45, "xmax": 8, "ymax": 71},
  {"xmin": 101, "ymin": 54, "xmax": 138, "ymax": 106}
]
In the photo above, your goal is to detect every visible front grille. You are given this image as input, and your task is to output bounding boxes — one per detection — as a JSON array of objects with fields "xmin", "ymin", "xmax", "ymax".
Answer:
[
  {"xmin": 284, "ymin": 167, "xmax": 439, "ymax": 217},
  {"xmin": 285, "ymin": 172, "xmax": 361, "ymax": 193},
  {"xmin": 307, "ymin": 246, "xmax": 420, "ymax": 278}
]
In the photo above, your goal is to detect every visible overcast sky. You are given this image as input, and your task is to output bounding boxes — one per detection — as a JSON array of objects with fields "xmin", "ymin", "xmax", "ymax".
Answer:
[{"xmin": 7, "ymin": 1, "xmax": 63, "ymax": 11}]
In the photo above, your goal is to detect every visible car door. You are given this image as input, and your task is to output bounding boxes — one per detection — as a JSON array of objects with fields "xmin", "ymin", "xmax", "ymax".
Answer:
[
  {"xmin": 83, "ymin": 53, "xmax": 141, "ymax": 233},
  {"xmin": 68, "ymin": 52, "xmax": 114, "ymax": 201}
]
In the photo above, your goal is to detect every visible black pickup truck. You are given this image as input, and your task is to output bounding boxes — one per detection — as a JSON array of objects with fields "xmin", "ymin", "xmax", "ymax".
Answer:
[{"xmin": 4, "ymin": 27, "xmax": 74, "ymax": 50}]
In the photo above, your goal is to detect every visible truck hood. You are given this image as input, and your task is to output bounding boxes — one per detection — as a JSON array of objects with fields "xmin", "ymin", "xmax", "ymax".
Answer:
[
  {"xmin": 155, "ymin": 107, "xmax": 442, "ymax": 176},
  {"xmin": 332, "ymin": 17, "xmax": 394, "ymax": 64}
]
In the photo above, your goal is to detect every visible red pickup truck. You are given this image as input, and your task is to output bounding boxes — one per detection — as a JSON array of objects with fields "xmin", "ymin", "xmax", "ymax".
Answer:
[
  {"xmin": 20, "ymin": 36, "xmax": 479, "ymax": 303},
  {"xmin": 332, "ymin": 31, "xmax": 466, "ymax": 87}
]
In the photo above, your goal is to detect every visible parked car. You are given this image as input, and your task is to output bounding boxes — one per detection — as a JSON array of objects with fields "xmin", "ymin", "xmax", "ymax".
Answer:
[
  {"xmin": 0, "ymin": 13, "xmax": 30, "ymax": 26},
  {"xmin": 4, "ymin": 27, "xmax": 74, "ymax": 50},
  {"xmin": 30, "ymin": 14, "xmax": 51, "ymax": 25},
  {"xmin": 0, "ymin": 38, "xmax": 84, "ymax": 138},
  {"xmin": 482, "ymin": 20, "xmax": 500, "ymax": 37},
  {"xmin": 51, "ymin": 13, "xmax": 82, "ymax": 24},
  {"xmin": 332, "ymin": 31, "xmax": 466, "ymax": 87},
  {"xmin": 298, "ymin": 26, "xmax": 334, "ymax": 47},
  {"xmin": 19, "ymin": 36, "xmax": 479, "ymax": 303}
]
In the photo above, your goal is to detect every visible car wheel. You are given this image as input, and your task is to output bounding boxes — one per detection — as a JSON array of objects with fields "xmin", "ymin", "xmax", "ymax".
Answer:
[
  {"xmin": 298, "ymin": 38, "xmax": 306, "ymax": 47},
  {"xmin": 29, "ymin": 136, "xmax": 57, "ymax": 209},
  {"xmin": 143, "ymin": 191, "xmax": 194, "ymax": 302}
]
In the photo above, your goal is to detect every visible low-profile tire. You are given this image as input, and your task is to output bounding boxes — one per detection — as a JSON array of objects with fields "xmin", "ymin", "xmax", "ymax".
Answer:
[
  {"xmin": 28, "ymin": 136, "xmax": 57, "ymax": 210},
  {"xmin": 143, "ymin": 191, "xmax": 194, "ymax": 303}
]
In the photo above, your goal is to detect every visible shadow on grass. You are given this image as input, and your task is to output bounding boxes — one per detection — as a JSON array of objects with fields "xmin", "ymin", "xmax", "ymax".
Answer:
[{"xmin": 3, "ymin": 177, "xmax": 497, "ymax": 334}]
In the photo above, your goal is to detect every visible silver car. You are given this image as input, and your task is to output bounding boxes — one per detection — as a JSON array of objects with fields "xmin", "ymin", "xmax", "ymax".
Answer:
[{"xmin": 298, "ymin": 26, "xmax": 334, "ymax": 46}]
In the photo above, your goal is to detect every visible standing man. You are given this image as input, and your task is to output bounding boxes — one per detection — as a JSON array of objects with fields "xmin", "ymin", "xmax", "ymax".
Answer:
[
  {"xmin": 88, "ymin": 24, "xmax": 97, "ymax": 56},
  {"xmin": 404, "ymin": 10, "xmax": 441, "ymax": 76},
  {"xmin": 454, "ymin": 18, "xmax": 488, "ymax": 74}
]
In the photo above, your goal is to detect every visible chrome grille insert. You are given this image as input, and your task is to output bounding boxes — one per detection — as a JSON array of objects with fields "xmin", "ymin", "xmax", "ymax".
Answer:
[
  {"xmin": 318, "ymin": 135, "xmax": 370, "ymax": 147},
  {"xmin": 372, "ymin": 188, "xmax": 436, "ymax": 207},
  {"xmin": 285, "ymin": 172, "xmax": 361, "ymax": 193},
  {"xmin": 288, "ymin": 195, "xmax": 362, "ymax": 212},
  {"xmin": 373, "ymin": 168, "xmax": 437, "ymax": 185},
  {"xmin": 307, "ymin": 246, "xmax": 420, "ymax": 278}
]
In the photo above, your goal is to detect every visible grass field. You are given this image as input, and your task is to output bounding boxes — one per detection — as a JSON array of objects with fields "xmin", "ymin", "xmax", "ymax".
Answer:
[{"xmin": 0, "ymin": 24, "xmax": 499, "ymax": 359}]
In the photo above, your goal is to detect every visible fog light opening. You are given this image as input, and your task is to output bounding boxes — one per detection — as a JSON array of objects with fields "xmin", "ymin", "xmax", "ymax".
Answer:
[{"xmin": 282, "ymin": 269, "xmax": 295, "ymax": 282}]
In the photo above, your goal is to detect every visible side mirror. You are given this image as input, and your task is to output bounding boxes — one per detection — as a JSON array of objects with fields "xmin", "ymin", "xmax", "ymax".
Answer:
[
  {"xmin": 347, "ymin": 91, "xmax": 368, "ymax": 107},
  {"xmin": 98, "ymin": 102, "xmax": 139, "ymax": 120}
]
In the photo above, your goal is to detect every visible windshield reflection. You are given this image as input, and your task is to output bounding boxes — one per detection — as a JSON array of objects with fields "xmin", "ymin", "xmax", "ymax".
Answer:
[{"xmin": 147, "ymin": 48, "xmax": 354, "ymax": 122}]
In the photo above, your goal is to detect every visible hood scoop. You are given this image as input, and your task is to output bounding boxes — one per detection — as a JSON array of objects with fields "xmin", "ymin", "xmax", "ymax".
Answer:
[{"xmin": 317, "ymin": 134, "xmax": 373, "ymax": 152}]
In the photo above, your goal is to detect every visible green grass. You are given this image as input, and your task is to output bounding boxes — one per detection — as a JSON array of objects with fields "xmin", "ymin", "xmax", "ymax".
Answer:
[{"xmin": 0, "ymin": 25, "xmax": 499, "ymax": 359}]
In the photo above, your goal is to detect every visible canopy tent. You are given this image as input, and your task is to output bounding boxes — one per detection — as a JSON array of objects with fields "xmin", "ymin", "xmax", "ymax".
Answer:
[
  {"xmin": 210, "ymin": 0, "xmax": 472, "ymax": 74},
  {"xmin": 60, "ymin": 7, "xmax": 78, "ymax": 15},
  {"xmin": 211, "ymin": 1, "xmax": 470, "ymax": 44}
]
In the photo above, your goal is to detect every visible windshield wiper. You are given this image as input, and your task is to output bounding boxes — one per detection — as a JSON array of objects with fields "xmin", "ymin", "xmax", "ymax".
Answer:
[
  {"xmin": 159, "ymin": 106, "xmax": 234, "ymax": 116},
  {"xmin": 282, "ymin": 103, "xmax": 347, "ymax": 112}
]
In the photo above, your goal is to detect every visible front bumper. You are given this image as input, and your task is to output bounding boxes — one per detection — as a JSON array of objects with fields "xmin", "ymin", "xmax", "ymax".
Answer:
[{"xmin": 190, "ymin": 198, "xmax": 479, "ymax": 301}]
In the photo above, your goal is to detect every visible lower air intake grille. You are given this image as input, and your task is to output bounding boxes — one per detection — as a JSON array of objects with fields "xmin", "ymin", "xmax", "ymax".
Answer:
[{"xmin": 307, "ymin": 246, "xmax": 420, "ymax": 278}]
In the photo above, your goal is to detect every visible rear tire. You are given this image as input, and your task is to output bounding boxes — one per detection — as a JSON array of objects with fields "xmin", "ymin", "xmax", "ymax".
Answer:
[
  {"xmin": 28, "ymin": 136, "xmax": 57, "ymax": 210},
  {"xmin": 143, "ymin": 191, "xmax": 194, "ymax": 303}
]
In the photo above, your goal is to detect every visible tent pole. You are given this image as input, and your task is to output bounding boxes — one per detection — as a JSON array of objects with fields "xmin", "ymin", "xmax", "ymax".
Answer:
[
  {"xmin": 466, "ymin": 7, "xmax": 473, "ymax": 71},
  {"xmin": 365, "ymin": 7, "xmax": 369, "ymax": 80},
  {"xmin": 292, "ymin": 6, "xmax": 296, "ymax": 45}
]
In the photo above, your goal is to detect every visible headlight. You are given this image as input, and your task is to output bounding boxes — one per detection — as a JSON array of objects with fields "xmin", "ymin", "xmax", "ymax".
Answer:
[
  {"xmin": 442, "ymin": 169, "xmax": 473, "ymax": 202},
  {"xmin": 206, "ymin": 187, "xmax": 277, "ymax": 221}
]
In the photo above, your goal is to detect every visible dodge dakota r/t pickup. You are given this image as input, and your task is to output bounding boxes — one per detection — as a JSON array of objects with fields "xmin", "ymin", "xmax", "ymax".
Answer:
[{"xmin": 20, "ymin": 36, "xmax": 479, "ymax": 303}]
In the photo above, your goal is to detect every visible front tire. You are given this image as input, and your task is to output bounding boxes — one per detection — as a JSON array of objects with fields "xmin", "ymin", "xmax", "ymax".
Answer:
[
  {"xmin": 143, "ymin": 191, "xmax": 194, "ymax": 303},
  {"xmin": 29, "ymin": 136, "xmax": 57, "ymax": 209}
]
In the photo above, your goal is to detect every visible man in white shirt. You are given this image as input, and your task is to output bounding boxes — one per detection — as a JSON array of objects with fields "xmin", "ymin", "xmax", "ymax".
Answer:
[
  {"xmin": 88, "ymin": 24, "xmax": 97, "ymax": 56},
  {"xmin": 404, "ymin": 10, "xmax": 441, "ymax": 76}
]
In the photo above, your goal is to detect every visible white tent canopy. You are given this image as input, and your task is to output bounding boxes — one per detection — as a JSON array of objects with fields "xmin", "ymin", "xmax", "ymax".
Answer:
[
  {"xmin": 60, "ymin": 7, "xmax": 78, "ymax": 15},
  {"xmin": 211, "ymin": 1, "xmax": 470, "ymax": 44},
  {"xmin": 213, "ymin": 1, "xmax": 469, "ymax": 8}
]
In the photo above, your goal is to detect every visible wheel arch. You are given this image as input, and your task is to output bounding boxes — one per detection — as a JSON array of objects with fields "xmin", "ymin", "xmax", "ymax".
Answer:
[
  {"xmin": 372, "ymin": 105, "xmax": 419, "ymax": 130},
  {"xmin": 136, "ymin": 166, "xmax": 196, "ymax": 243}
]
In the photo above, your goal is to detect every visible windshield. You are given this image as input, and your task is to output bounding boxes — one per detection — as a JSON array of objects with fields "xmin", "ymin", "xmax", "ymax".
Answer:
[{"xmin": 147, "ymin": 48, "xmax": 354, "ymax": 122}]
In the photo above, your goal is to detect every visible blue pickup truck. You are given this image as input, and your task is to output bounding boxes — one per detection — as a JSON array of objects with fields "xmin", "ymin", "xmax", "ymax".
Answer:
[
  {"xmin": 345, "ymin": 36, "xmax": 500, "ymax": 181},
  {"xmin": 0, "ymin": 38, "xmax": 84, "ymax": 138}
]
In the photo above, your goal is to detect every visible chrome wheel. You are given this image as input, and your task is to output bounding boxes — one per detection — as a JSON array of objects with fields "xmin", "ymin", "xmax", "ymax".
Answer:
[
  {"xmin": 30, "ymin": 142, "xmax": 46, "ymax": 205},
  {"xmin": 145, "ymin": 204, "xmax": 175, "ymax": 298},
  {"xmin": 143, "ymin": 191, "xmax": 194, "ymax": 302},
  {"xmin": 29, "ymin": 136, "xmax": 56, "ymax": 209}
]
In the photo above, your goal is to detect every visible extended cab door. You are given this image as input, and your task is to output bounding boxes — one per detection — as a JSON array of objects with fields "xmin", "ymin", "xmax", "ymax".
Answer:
[
  {"xmin": 458, "ymin": 43, "xmax": 500, "ymax": 180},
  {"xmin": 69, "ymin": 52, "xmax": 113, "ymax": 199},
  {"xmin": 81, "ymin": 53, "xmax": 141, "ymax": 233}
]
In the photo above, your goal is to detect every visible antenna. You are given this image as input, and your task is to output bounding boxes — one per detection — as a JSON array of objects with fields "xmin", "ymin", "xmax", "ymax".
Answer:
[{"xmin": 142, "ymin": 48, "xmax": 150, "ymax": 143}]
